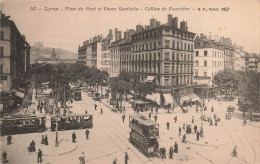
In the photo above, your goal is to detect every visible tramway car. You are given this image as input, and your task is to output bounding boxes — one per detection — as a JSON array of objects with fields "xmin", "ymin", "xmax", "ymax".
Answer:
[
  {"xmin": 129, "ymin": 114, "xmax": 159, "ymax": 157},
  {"xmin": 51, "ymin": 113, "xmax": 93, "ymax": 131},
  {"xmin": 1, "ymin": 114, "xmax": 46, "ymax": 135}
]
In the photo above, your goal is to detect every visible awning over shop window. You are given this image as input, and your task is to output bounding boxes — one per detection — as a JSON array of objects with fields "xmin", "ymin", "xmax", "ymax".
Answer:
[
  {"xmin": 180, "ymin": 96, "xmax": 191, "ymax": 104},
  {"xmin": 15, "ymin": 90, "xmax": 25, "ymax": 98},
  {"xmin": 189, "ymin": 94, "xmax": 201, "ymax": 102},
  {"xmin": 146, "ymin": 76, "xmax": 155, "ymax": 82},
  {"xmin": 163, "ymin": 93, "xmax": 173, "ymax": 105},
  {"xmin": 146, "ymin": 93, "xmax": 161, "ymax": 105}
]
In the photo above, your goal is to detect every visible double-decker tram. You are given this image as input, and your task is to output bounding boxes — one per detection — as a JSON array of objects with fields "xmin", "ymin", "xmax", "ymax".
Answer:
[
  {"xmin": 51, "ymin": 114, "xmax": 93, "ymax": 131},
  {"xmin": 72, "ymin": 87, "xmax": 82, "ymax": 101},
  {"xmin": 129, "ymin": 114, "xmax": 159, "ymax": 157},
  {"xmin": 1, "ymin": 114, "xmax": 46, "ymax": 135}
]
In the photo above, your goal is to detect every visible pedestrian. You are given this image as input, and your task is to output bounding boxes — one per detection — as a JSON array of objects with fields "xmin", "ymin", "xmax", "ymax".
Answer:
[
  {"xmin": 122, "ymin": 114, "xmax": 125, "ymax": 122},
  {"xmin": 209, "ymin": 119, "xmax": 213, "ymax": 126},
  {"xmin": 100, "ymin": 108, "xmax": 103, "ymax": 115},
  {"xmin": 174, "ymin": 142, "xmax": 178, "ymax": 153},
  {"xmin": 163, "ymin": 147, "xmax": 166, "ymax": 159},
  {"xmin": 243, "ymin": 112, "xmax": 245, "ymax": 118},
  {"xmin": 167, "ymin": 122, "xmax": 170, "ymax": 130},
  {"xmin": 148, "ymin": 113, "xmax": 151, "ymax": 119},
  {"xmin": 37, "ymin": 149, "xmax": 42, "ymax": 163},
  {"xmin": 211, "ymin": 106, "xmax": 214, "ymax": 112},
  {"xmin": 94, "ymin": 104, "xmax": 97, "ymax": 110},
  {"xmin": 196, "ymin": 131, "xmax": 200, "ymax": 141},
  {"xmin": 154, "ymin": 114, "xmax": 158, "ymax": 122},
  {"xmin": 232, "ymin": 146, "xmax": 237, "ymax": 157},
  {"xmin": 174, "ymin": 116, "xmax": 177, "ymax": 123},
  {"xmin": 183, "ymin": 124, "xmax": 185, "ymax": 130},
  {"xmin": 40, "ymin": 106, "xmax": 43, "ymax": 113},
  {"xmin": 182, "ymin": 134, "xmax": 186, "ymax": 143},
  {"xmin": 215, "ymin": 119, "xmax": 218, "ymax": 126},
  {"xmin": 7, "ymin": 134, "xmax": 12, "ymax": 145},
  {"xmin": 29, "ymin": 140, "xmax": 36, "ymax": 152},
  {"xmin": 169, "ymin": 146, "xmax": 173, "ymax": 159},
  {"xmin": 44, "ymin": 135, "xmax": 48, "ymax": 145},
  {"xmin": 179, "ymin": 126, "xmax": 181, "ymax": 135},
  {"xmin": 192, "ymin": 115, "xmax": 194, "ymax": 123},
  {"xmin": 85, "ymin": 128, "xmax": 89, "ymax": 140},
  {"xmin": 79, "ymin": 152, "xmax": 85, "ymax": 164},
  {"xmin": 194, "ymin": 125, "xmax": 197, "ymax": 133},
  {"xmin": 113, "ymin": 158, "xmax": 117, "ymax": 164},
  {"xmin": 151, "ymin": 107, "xmax": 153, "ymax": 113},
  {"xmin": 243, "ymin": 118, "xmax": 247, "ymax": 126},
  {"xmin": 72, "ymin": 132, "xmax": 76, "ymax": 143},
  {"xmin": 2, "ymin": 151, "xmax": 7, "ymax": 163},
  {"xmin": 156, "ymin": 107, "xmax": 158, "ymax": 113},
  {"xmin": 124, "ymin": 152, "xmax": 129, "ymax": 164},
  {"xmin": 196, "ymin": 105, "xmax": 198, "ymax": 113}
]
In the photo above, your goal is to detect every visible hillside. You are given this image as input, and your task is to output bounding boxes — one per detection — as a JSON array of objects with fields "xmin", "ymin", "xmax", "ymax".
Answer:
[{"xmin": 30, "ymin": 46, "xmax": 77, "ymax": 64}]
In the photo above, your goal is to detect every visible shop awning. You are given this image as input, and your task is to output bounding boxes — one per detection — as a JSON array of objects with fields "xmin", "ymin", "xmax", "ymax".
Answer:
[
  {"xmin": 189, "ymin": 94, "xmax": 200, "ymax": 102},
  {"xmin": 15, "ymin": 90, "xmax": 25, "ymax": 98},
  {"xmin": 146, "ymin": 93, "xmax": 161, "ymax": 105},
  {"xmin": 134, "ymin": 100, "xmax": 150, "ymax": 105},
  {"xmin": 146, "ymin": 76, "xmax": 155, "ymax": 82},
  {"xmin": 163, "ymin": 93, "xmax": 173, "ymax": 104},
  {"xmin": 180, "ymin": 95, "xmax": 191, "ymax": 104}
]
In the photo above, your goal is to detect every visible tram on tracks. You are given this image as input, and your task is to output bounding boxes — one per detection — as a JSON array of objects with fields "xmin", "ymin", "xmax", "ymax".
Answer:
[
  {"xmin": 1, "ymin": 114, "xmax": 46, "ymax": 135},
  {"xmin": 129, "ymin": 114, "xmax": 159, "ymax": 157},
  {"xmin": 72, "ymin": 87, "xmax": 82, "ymax": 101},
  {"xmin": 51, "ymin": 113, "xmax": 93, "ymax": 131}
]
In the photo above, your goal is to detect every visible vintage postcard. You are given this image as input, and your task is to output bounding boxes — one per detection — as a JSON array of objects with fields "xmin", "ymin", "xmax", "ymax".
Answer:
[{"xmin": 0, "ymin": 0, "xmax": 259, "ymax": 163}]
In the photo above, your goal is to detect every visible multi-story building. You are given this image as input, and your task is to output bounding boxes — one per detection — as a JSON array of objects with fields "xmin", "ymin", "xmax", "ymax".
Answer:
[
  {"xmin": 233, "ymin": 44, "xmax": 245, "ymax": 70},
  {"xmin": 125, "ymin": 15, "xmax": 196, "ymax": 105},
  {"xmin": 101, "ymin": 29, "xmax": 115, "ymax": 74},
  {"xmin": 220, "ymin": 37, "xmax": 235, "ymax": 70},
  {"xmin": 0, "ymin": 13, "xmax": 30, "ymax": 111},
  {"xmin": 120, "ymin": 29, "xmax": 135, "ymax": 73},
  {"xmin": 193, "ymin": 33, "xmax": 224, "ymax": 98},
  {"xmin": 110, "ymin": 28, "xmax": 122, "ymax": 77},
  {"xmin": 78, "ymin": 35, "xmax": 103, "ymax": 68}
]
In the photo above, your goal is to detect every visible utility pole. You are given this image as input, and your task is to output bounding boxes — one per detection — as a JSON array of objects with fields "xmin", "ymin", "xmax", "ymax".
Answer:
[
  {"xmin": 54, "ymin": 67, "xmax": 59, "ymax": 147},
  {"xmin": 123, "ymin": 90, "xmax": 126, "ymax": 112}
]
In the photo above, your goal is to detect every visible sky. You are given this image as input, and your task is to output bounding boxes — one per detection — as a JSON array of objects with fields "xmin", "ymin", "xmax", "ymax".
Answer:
[{"xmin": 1, "ymin": 0, "xmax": 260, "ymax": 54}]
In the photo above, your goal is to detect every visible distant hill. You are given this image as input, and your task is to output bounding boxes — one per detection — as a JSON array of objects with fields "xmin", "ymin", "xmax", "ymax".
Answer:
[{"xmin": 30, "ymin": 46, "xmax": 77, "ymax": 64}]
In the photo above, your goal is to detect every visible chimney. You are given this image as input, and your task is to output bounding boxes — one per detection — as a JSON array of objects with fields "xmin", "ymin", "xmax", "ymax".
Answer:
[
  {"xmin": 209, "ymin": 32, "xmax": 212, "ymax": 40},
  {"xmin": 168, "ymin": 14, "xmax": 173, "ymax": 26},
  {"xmin": 150, "ymin": 18, "xmax": 156, "ymax": 29},
  {"xmin": 115, "ymin": 28, "xmax": 118, "ymax": 41},
  {"xmin": 157, "ymin": 21, "xmax": 161, "ymax": 27},
  {"xmin": 172, "ymin": 17, "xmax": 178, "ymax": 28},
  {"xmin": 180, "ymin": 20, "xmax": 186, "ymax": 31}
]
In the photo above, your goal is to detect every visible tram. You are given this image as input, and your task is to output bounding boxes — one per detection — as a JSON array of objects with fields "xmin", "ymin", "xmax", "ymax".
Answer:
[
  {"xmin": 1, "ymin": 114, "xmax": 46, "ymax": 135},
  {"xmin": 129, "ymin": 114, "xmax": 159, "ymax": 157},
  {"xmin": 51, "ymin": 114, "xmax": 93, "ymax": 131},
  {"xmin": 72, "ymin": 87, "xmax": 82, "ymax": 101}
]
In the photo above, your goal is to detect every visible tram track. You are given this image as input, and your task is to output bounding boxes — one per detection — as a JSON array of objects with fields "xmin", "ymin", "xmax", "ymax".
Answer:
[
  {"xmin": 222, "ymin": 119, "xmax": 252, "ymax": 164},
  {"xmin": 76, "ymin": 96, "xmax": 158, "ymax": 164},
  {"xmin": 227, "ymin": 119, "xmax": 257, "ymax": 164}
]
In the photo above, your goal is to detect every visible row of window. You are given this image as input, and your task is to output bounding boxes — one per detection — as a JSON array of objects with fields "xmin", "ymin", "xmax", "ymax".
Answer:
[
  {"xmin": 194, "ymin": 60, "xmax": 224, "ymax": 67},
  {"xmin": 121, "ymin": 52, "xmax": 194, "ymax": 62},
  {"xmin": 164, "ymin": 40, "xmax": 193, "ymax": 51},
  {"xmin": 195, "ymin": 50, "xmax": 224, "ymax": 58},
  {"xmin": 164, "ymin": 75, "xmax": 193, "ymax": 86}
]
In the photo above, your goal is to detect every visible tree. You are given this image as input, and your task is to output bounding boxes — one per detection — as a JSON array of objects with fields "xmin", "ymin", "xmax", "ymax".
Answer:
[{"xmin": 213, "ymin": 69, "xmax": 238, "ymax": 99}]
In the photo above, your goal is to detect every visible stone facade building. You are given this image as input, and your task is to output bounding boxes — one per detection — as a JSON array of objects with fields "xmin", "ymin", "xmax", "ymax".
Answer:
[{"xmin": 0, "ymin": 13, "xmax": 30, "ymax": 111}]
